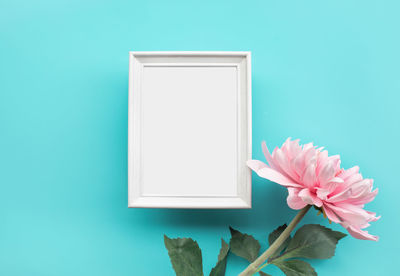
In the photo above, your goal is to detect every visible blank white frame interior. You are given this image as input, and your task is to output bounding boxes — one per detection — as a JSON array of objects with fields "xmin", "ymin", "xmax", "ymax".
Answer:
[{"xmin": 128, "ymin": 51, "xmax": 252, "ymax": 208}]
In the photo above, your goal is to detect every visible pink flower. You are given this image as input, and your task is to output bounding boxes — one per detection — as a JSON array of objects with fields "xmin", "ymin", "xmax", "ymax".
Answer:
[{"xmin": 247, "ymin": 138, "xmax": 380, "ymax": 241}]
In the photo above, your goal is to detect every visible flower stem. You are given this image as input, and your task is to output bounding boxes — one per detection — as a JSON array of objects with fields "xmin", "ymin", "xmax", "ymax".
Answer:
[
  {"xmin": 238, "ymin": 205, "xmax": 312, "ymax": 276},
  {"xmin": 255, "ymin": 262, "xmax": 269, "ymax": 273}
]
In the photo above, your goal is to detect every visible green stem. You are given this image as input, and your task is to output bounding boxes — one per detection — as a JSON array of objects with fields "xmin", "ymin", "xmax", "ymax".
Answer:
[
  {"xmin": 238, "ymin": 205, "xmax": 312, "ymax": 276},
  {"xmin": 255, "ymin": 262, "xmax": 269, "ymax": 273}
]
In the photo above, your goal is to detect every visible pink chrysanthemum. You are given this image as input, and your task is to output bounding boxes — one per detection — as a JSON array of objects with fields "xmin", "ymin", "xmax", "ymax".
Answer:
[{"xmin": 247, "ymin": 138, "xmax": 380, "ymax": 241}]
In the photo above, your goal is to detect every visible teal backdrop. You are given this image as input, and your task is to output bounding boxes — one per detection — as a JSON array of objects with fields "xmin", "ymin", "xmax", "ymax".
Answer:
[{"xmin": 1, "ymin": 0, "xmax": 399, "ymax": 275}]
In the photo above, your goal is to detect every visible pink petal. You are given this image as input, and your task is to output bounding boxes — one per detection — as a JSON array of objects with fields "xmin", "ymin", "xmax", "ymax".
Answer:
[
  {"xmin": 318, "ymin": 161, "xmax": 336, "ymax": 187},
  {"xmin": 302, "ymin": 163, "xmax": 317, "ymax": 188},
  {"xmin": 367, "ymin": 212, "xmax": 381, "ymax": 222},
  {"xmin": 304, "ymin": 145, "xmax": 317, "ymax": 165},
  {"xmin": 316, "ymin": 188, "xmax": 331, "ymax": 200},
  {"xmin": 281, "ymin": 138, "xmax": 302, "ymax": 160},
  {"xmin": 349, "ymin": 179, "xmax": 373, "ymax": 197},
  {"xmin": 316, "ymin": 150, "xmax": 329, "ymax": 176},
  {"xmin": 247, "ymin": 160, "xmax": 302, "ymax": 188},
  {"xmin": 326, "ymin": 188, "xmax": 353, "ymax": 203},
  {"xmin": 318, "ymin": 177, "xmax": 343, "ymax": 198},
  {"xmin": 274, "ymin": 148, "xmax": 298, "ymax": 182},
  {"xmin": 338, "ymin": 166, "xmax": 359, "ymax": 181},
  {"xmin": 292, "ymin": 153, "xmax": 307, "ymax": 178},
  {"xmin": 325, "ymin": 203, "xmax": 373, "ymax": 226},
  {"xmin": 246, "ymin": 159, "xmax": 269, "ymax": 170},
  {"xmin": 329, "ymin": 177, "xmax": 344, "ymax": 184},
  {"xmin": 350, "ymin": 188, "xmax": 378, "ymax": 206},
  {"xmin": 298, "ymin": 188, "xmax": 323, "ymax": 207},
  {"xmin": 291, "ymin": 143, "xmax": 316, "ymax": 177},
  {"xmin": 261, "ymin": 141, "xmax": 279, "ymax": 170},
  {"xmin": 287, "ymin": 188, "xmax": 308, "ymax": 210},
  {"xmin": 345, "ymin": 173, "xmax": 364, "ymax": 186},
  {"xmin": 345, "ymin": 225, "xmax": 379, "ymax": 241},
  {"xmin": 322, "ymin": 205, "xmax": 341, "ymax": 223},
  {"xmin": 281, "ymin": 138, "xmax": 293, "ymax": 159}
]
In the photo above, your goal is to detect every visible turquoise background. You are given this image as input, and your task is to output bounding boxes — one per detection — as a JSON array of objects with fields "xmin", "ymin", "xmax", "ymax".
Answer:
[{"xmin": 1, "ymin": 0, "xmax": 399, "ymax": 275}]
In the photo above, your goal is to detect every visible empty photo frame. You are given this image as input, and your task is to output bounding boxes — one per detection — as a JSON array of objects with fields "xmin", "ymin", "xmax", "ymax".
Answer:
[{"xmin": 128, "ymin": 52, "xmax": 252, "ymax": 208}]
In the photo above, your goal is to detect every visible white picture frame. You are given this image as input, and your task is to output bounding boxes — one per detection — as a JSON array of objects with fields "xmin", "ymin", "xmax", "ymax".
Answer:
[{"xmin": 128, "ymin": 52, "xmax": 252, "ymax": 208}]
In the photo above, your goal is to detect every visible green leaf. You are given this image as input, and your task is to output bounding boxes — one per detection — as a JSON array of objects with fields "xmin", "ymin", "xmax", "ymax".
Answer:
[
  {"xmin": 268, "ymin": 224, "xmax": 291, "ymax": 258},
  {"xmin": 274, "ymin": 259, "xmax": 317, "ymax": 276},
  {"xmin": 259, "ymin": 271, "xmax": 272, "ymax": 276},
  {"xmin": 164, "ymin": 235, "xmax": 204, "ymax": 276},
  {"xmin": 209, "ymin": 239, "xmax": 229, "ymax": 276},
  {"xmin": 274, "ymin": 224, "xmax": 346, "ymax": 261},
  {"xmin": 229, "ymin": 227, "xmax": 261, "ymax": 262}
]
